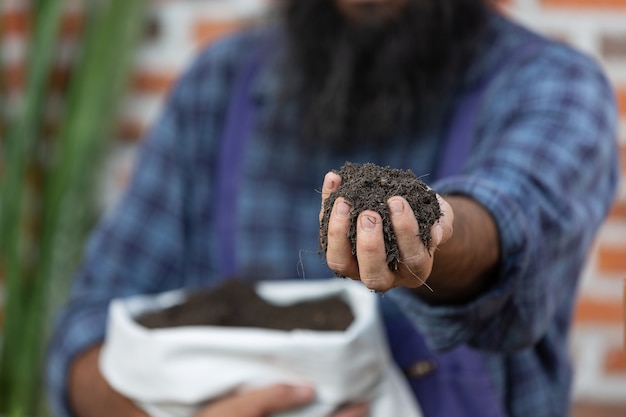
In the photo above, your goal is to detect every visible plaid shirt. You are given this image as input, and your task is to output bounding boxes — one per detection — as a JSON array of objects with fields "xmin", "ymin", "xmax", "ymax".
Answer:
[{"xmin": 46, "ymin": 11, "xmax": 619, "ymax": 417}]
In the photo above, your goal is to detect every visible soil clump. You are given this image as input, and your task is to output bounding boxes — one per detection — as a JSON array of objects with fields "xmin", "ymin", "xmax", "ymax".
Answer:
[
  {"xmin": 136, "ymin": 280, "xmax": 354, "ymax": 331},
  {"xmin": 319, "ymin": 162, "xmax": 442, "ymax": 272}
]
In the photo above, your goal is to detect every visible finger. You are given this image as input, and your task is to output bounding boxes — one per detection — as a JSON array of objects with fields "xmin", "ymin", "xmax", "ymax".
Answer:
[
  {"xmin": 388, "ymin": 197, "xmax": 432, "ymax": 288},
  {"xmin": 331, "ymin": 403, "xmax": 370, "ymax": 417},
  {"xmin": 326, "ymin": 198, "xmax": 359, "ymax": 278},
  {"xmin": 251, "ymin": 385, "xmax": 315, "ymax": 415},
  {"xmin": 196, "ymin": 385, "xmax": 315, "ymax": 417},
  {"xmin": 435, "ymin": 194, "xmax": 454, "ymax": 246},
  {"xmin": 320, "ymin": 172, "xmax": 342, "ymax": 223},
  {"xmin": 355, "ymin": 210, "xmax": 394, "ymax": 292},
  {"xmin": 321, "ymin": 171, "xmax": 342, "ymax": 200}
]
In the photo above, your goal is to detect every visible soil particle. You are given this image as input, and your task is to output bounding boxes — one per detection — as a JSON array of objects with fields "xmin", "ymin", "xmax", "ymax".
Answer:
[
  {"xmin": 319, "ymin": 162, "xmax": 442, "ymax": 272},
  {"xmin": 136, "ymin": 279, "xmax": 354, "ymax": 331}
]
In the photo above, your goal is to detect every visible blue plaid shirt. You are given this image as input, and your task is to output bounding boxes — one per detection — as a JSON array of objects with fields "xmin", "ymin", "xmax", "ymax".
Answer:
[{"xmin": 46, "ymin": 11, "xmax": 619, "ymax": 417}]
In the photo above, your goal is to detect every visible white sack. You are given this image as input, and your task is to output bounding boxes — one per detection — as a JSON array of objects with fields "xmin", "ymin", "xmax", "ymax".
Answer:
[{"xmin": 100, "ymin": 279, "xmax": 422, "ymax": 417}]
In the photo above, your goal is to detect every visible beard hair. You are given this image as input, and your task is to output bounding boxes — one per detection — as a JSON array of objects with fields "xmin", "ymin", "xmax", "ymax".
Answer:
[{"xmin": 278, "ymin": 0, "xmax": 489, "ymax": 150}]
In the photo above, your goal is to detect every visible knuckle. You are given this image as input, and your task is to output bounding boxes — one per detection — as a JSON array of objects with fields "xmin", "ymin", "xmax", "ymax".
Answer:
[
  {"xmin": 402, "ymin": 250, "xmax": 428, "ymax": 267},
  {"xmin": 326, "ymin": 257, "xmax": 348, "ymax": 273},
  {"xmin": 326, "ymin": 255, "xmax": 359, "ymax": 279},
  {"xmin": 357, "ymin": 236, "xmax": 380, "ymax": 254},
  {"xmin": 361, "ymin": 274, "xmax": 391, "ymax": 293},
  {"xmin": 391, "ymin": 211, "xmax": 419, "ymax": 235},
  {"xmin": 399, "ymin": 255, "xmax": 432, "ymax": 282},
  {"xmin": 327, "ymin": 219, "xmax": 346, "ymax": 238}
]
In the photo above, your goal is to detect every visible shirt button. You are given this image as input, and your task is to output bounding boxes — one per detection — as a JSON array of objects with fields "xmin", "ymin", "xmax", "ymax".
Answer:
[{"xmin": 404, "ymin": 360, "xmax": 437, "ymax": 378}]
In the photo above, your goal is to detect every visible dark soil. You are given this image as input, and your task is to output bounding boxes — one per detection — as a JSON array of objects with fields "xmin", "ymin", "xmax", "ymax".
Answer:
[
  {"xmin": 136, "ymin": 280, "xmax": 354, "ymax": 331},
  {"xmin": 319, "ymin": 162, "xmax": 442, "ymax": 272}
]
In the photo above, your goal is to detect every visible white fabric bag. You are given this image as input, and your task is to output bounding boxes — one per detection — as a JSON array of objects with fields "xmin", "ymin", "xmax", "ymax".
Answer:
[{"xmin": 100, "ymin": 279, "xmax": 422, "ymax": 417}]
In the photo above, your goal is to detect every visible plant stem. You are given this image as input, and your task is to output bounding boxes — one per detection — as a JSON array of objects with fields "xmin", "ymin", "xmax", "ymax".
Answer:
[
  {"xmin": 0, "ymin": 1, "xmax": 64, "ymax": 413},
  {"xmin": 0, "ymin": 1, "xmax": 146, "ymax": 415}
]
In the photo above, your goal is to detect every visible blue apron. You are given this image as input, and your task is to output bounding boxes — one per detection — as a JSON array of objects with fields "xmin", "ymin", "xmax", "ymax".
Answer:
[{"xmin": 214, "ymin": 33, "xmax": 539, "ymax": 417}]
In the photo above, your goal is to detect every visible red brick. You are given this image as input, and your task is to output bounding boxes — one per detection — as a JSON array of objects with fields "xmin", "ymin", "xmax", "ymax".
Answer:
[
  {"xmin": 608, "ymin": 201, "xmax": 626, "ymax": 221},
  {"xmin": 3, "ymin": 64, "xmax": 25, "ymax": 91},
  {"xmin": 60, "ymin": 13, "xmax": 84, "ymax": 37},
  {"xmin": 49, "ymin": 66, "xmax": 72, "ymax": 92},
  {"xmin": 617, "ymin": 88, "xmax": 626, "ymax": 120},
  {"xmin": 132, "ymin": 71, "xmax": 176, "ymax": 94},
  {"xmin": 42, "ymin": 120, "xmax": 60, "ymax": 139},
  {"xmin": 0, "ymin": 10, "xmax": 31, "ymax": 35},
  {"xmin": 598, "ymin": 245, "xmax": 626, "ymax": 273},
  {"xmin": 574, "ymin": 296, "xmax": 623, "ymax": 324},
  {"xmin": 117, "ymin": 119, "xmax": 145, "ymax": 142},
  {"xmin": 193, "ymin": 19, "xmax": 243, "ymax": 46},
  {"xmin": 601, "ymin": 34, "xmax": 626, "ymax": 60},
  {"xmin": 603, "ymin": 345, "xmax": 626, "ymax": 375},
  {"xmin": 4, "ymin": 63, "xmax": 79, "ymax": 93},
  {"xmin": 1, "ymin": 11, "xmax": 82, "ymax": 37}
]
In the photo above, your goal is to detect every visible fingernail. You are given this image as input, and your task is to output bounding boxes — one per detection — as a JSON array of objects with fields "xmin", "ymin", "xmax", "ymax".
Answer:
[
  {"xmin": 361, "ymin": 215, "xmax": 377, "ymax": 231},
  {"xmin": 324, "ymin": 172, "xmax": 338, "ymax": 191},
  {"xmin": 336, "ymin": 201, "xmax": 350, "ymax": 217},
  {"xmin": 389, "ymin": 199, "xmax": 404, "ymax": 216}
]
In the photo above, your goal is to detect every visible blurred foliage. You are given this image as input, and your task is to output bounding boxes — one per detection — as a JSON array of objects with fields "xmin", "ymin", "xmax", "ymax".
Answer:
[{"xmin": 0, "ymin": 1, "xmax": 146, "ymax": 415}]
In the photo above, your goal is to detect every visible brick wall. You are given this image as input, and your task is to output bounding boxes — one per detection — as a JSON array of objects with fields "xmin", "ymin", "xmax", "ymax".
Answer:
[
  {"xmin": 1, "ymin": 0, "xmax": 625, "ymax": 408},
  {"xmin": 496, "ymin": 0, "xmax": 626, "ymax": 405}
]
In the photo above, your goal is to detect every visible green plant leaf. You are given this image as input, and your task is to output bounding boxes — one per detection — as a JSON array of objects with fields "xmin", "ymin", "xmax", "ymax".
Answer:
[{"xmin": 0, "ymin": 1, "xmax": 146, "ymax": 415}]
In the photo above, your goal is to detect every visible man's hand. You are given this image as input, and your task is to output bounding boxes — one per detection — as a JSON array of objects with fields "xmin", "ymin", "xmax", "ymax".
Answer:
[
  {"xmin": 70, "ymin": 344, "xmax": 369, "ymax": 417},
  {"xmin": 194, "ymin": 385, "xmax": 369, "ymax": 417},
  {"xmin": 320, "ymin": 169, "xmax": 500, "ymax": 303},
  {"xmin": 319, "ymin": 171, "xmax": 454, "ymax": 293}
]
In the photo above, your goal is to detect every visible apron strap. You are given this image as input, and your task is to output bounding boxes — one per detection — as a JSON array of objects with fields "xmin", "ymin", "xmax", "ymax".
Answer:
[
  {"xmin": 215, "ymin": 39, "xmax": 269, "ymax": 278},
  {"xmin": 386, "ymin": 40, "xmax": 543, "ymax": 417},
  {"xmin": 434, "ymin": 41, "xmax": 543, "ymax": 180}
]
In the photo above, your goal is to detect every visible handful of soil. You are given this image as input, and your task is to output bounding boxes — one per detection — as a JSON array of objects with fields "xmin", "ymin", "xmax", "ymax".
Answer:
[
  {"xmin": 136, "ymin": 280, "xmax": 354, "ymax": 332},
  {"xmin": 319, "ymin": 162, "xmax": 442, "ymax": 272}
]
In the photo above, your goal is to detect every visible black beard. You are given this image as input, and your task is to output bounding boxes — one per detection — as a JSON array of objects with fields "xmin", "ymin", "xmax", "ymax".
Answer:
[{"xmin": 279, "ymin": 0, "xmax": 489, "ymax": 150}]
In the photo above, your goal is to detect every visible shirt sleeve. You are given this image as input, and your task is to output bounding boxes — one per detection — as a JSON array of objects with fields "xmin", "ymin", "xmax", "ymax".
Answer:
[
  {"xmin": 387, "ymin": 43, "xmax": 620, "ymax": 353},
  {"xmin": 43, "ymin": 35, "xmax": 245, "ymax": 417}
]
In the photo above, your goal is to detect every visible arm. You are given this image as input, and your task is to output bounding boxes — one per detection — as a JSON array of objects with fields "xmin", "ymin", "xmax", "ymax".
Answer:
[
  {"xmin": 321, "ymin": 175, "xmax": 498, "ymax": 303},
  {"xmin": 69, "ymin": 345, "xmax": 369, "ymax": 417},
  {"xmin": 69, "ymin": 345, "xmax": 148, "ymax": 417},
  {"xmin": 420, "ymin": 195, "xmax": 499, "ymax": 303},
  {"xmin": 321, "ymin": 44, "xmax": 619, "ymax": 351}
]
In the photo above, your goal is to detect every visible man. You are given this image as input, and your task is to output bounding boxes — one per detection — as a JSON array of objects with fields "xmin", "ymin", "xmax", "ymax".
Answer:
[{"xmin": 46, "ymin": 0, "xmax": 619, "ymax": 416}]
